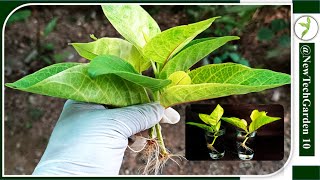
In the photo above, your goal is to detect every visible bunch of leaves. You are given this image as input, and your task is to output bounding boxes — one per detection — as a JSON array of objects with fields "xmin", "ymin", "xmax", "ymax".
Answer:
[
  {"xmin": 221, "ymin": 109, "xmax": 281, "ymax": 145},
  {"xmin": 6, "ymin": 5, "xmax": 290, "ymax": 174},
  {"xmin": 299, "ymin": 17, "xmax": 311, "ymax": 39},
  {"xmin": 187, "ymin": 104, "xmax": 224, "ymax": 149},
  {"xmin": 187, "ymin": 104, "xmax": 224, "ymax": 134}
]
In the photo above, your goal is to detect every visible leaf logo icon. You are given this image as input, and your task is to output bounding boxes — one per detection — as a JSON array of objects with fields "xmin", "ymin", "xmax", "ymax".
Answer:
[{"xmin": 299, "ymin": 17, "xmax": 311, "ymax": 38}]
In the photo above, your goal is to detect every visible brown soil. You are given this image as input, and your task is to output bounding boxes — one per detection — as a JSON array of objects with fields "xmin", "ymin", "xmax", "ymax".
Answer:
[{"xmin": 4, "ymin": 5, "xmax": 291, "ymax": 175}]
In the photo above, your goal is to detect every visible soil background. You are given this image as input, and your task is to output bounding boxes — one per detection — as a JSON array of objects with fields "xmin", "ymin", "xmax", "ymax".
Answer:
[{"xmin": 4, "ymin": 5, "xmax": 291, "ymax": 175}]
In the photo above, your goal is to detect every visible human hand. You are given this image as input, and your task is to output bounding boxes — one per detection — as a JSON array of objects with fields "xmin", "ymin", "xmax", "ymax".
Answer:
[{"xmin": 32, "ymin": 100, "xmax": 180, "ymax": 175}]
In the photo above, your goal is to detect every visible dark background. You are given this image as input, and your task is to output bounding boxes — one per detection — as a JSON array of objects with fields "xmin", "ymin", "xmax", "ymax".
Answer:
[
  {"xmin": 4, "ymin": 5, "xmax": 291, "ymax": 175},
  {"xmin": 186, "ymin": 104, "xmax": 284, "ymax": 161}
]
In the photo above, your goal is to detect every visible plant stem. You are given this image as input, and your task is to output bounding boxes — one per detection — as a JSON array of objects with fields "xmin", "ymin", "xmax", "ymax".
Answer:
[
  {"xmin": 242, "ymin": 137, "xmax": 249, "ymax": 146},
  {"xmin": 155, "ymin": 123, "xmax": 168, "ymax": 155},
  {"xmin": 210, "ymin": 136, "xmax": 218, "ymax": 146},
  {"xmin": 149, "ymin": 126, "xmax": 155, "ymax": 138},
  {"xmin": 150, "ymin": 60, "xmax": 168, "ymax": 155}
]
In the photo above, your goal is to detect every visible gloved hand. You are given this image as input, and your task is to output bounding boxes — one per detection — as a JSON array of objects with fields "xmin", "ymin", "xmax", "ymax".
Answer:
[{"xmin": 32, "ymin": 100, "xmax": 180, "ymax": 175}]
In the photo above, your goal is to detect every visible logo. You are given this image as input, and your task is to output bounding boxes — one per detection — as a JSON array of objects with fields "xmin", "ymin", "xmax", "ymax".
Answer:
[
  {"xmin": 294, "ymin": 16, "xmax": 318, "ymax": 41},
  {"xmin": 300, "ymin": 45, "xmax": 311, "ymax": 56}
]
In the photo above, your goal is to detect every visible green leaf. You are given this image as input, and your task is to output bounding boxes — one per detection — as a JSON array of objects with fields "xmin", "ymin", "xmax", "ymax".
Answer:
[
  {"xmin": 271, "ymin": 19, "xmax": 288, "ymax": 32},
  {"xmin": 210, "ymin": 104, "xmax": 224, "ymax": 123},
  {"xmin": 88, "ymin": 55, "xmax": 171, "ymax": 92},
  {"xmin": 239, "ymin": 59, "xmax": 250, "ymax": 66},
  {"xmin": 299, "ymin": 22, "xmax": 308, "ymax": 28},
  {"xmin": 167, "ymin": 71, "xmax": 191, "ymax": 87},
  {"xmin": 229, "ymin": 52, "xmax": 241, "ymax": 62},
  {"xmin": 249, "ymin": 110, "xmax": 281, "ymax": 133},
  {"xmin": 199, "ymin": 113, "xmax": 215, "ymax": 126},
  {"xmin": 301, "ymin": 29, "xmax": 309, "ymax": 38},
  {"xmin": 7, "ymin": 10, "xmax": 31, "ymax": 25},
  {"xmin": 180, "ymin": 37, "xmax": 215, "ymax": 51},
  {"xmin": 257, "ymin": 27, "xmax": 274, "ymax": 41},
  {"xmin": 160, "ymin": 63, "xmax": 290, "ymax": 107},
  {"xmin": 5, "ymin": 63, "xmax": 149, "ymax": 107},
  {"xmin": 44, "ymin": 17, "xmax": 57, "ymax": 37},
  {"xmin": 214, "ymin": 120, "xmax": 221, "ymax": 132},
  {"xmin": 214, "ymin": 57, "xmax": 223, "ymax": 64},
  {"xmin": 279, "ymin": 35, "xmax": 291, "ymax": 47},
  {"xmin": 142, "ymin": 17, "xmax": 220, "ymax": 64},
  {"xmin": 159, "ymin": 36, "xmax": 239, "ymax": 79},
  {"xmin": 221, "ymin": 117, "xmax": 248, "ymax": 132},
  {"xmin": 186, "ymin": 122, "xmax": 213, "ymax": 132},
  {"xmin": 307, "ymin": 17, "xmax": 311, "ymax": 24},
  {"xmin": 226, "ymin": 5, "xmax": 261, "ymax": 13},
  {"xmin": 190, "ymin": 63, "xmax": 290, "ymax": 85},
  {"xmin": 250, "ymin": 109, "xmax": 265, "ymax": 121},
  {"xmin": 71, "ymin": 38, "xmax": 150, "ymax": 73},
  {"xmin": 101, "ymin": 5, "xmax": 161, "ymax": 49}
]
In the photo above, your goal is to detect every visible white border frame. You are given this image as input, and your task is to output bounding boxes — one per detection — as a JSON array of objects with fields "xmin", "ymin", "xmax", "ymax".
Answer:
[{"xmin": 2, "ymin": 2, "xmax": 293, "ymax": 178}]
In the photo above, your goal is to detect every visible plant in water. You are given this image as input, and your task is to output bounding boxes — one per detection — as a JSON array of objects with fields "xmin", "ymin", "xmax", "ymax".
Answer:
[
  {"xmin": 221, "ymin": 109, "xmax": 281, "ymax": 157},
  {"xmin": 6, "ymin": 5, "xmax": 290, "ymax": 173},
  {"xmin": 299, "ymin": 16, "xmax": 311, "ymax": 39},
  {"xmin": 187, "ymin": 104, "xmax": 224, "ymax": 151}
]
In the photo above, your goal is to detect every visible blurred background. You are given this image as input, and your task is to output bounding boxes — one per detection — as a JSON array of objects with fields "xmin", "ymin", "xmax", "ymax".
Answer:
[{"xmin": 4, "ymin": 5, "xmax": 291, "ymax": 175}]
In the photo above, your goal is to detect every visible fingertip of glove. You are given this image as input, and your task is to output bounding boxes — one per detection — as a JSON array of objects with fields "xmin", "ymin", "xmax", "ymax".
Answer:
[{"xmin": 160, "ymin": 107, "xmax": 180, "ymax": 124}]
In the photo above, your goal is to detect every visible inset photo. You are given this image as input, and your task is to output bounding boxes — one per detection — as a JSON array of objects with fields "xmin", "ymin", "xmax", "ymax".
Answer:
[{"xmin": 186, "ymin": 104, "xmax": 284, "ymax": 161}]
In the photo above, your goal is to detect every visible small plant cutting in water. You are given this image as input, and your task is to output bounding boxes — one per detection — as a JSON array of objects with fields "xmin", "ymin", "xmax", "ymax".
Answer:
[
  {"xmin": 6, "ymin": 5, "xmax": 290, "ymax": 173},
  {"xmin": 221, "ymin": 109, "xmax": 281, "ymax": 160},
  {"xmin": 187, "ymin": 104, "xmax": 225, "ymax": 159}
]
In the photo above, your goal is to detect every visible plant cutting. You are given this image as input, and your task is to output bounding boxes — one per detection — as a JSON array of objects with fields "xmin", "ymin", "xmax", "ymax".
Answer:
[
  {"xmin": 5, "ymin": 5, "xmax": 290, "ymax": 173},
  {"xmin": 187, "ymin": 104, "xmax": 225, "ymax": 159},
  {"xmin": 221, "ymin": 109, "xmax": 281, "ymax": 160}
]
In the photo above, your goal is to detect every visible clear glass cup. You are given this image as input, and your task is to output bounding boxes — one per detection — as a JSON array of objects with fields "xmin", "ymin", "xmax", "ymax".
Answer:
[
  {"xmin": 236, "ymin": 130, "xmax": 256, "ymax": 160},
  {"xmin": 205, "ymin": 127, "xmax": 225, "ymax": 160}
]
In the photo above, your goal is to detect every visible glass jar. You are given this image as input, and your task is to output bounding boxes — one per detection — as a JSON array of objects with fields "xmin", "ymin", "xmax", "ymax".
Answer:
[
  {"xmin": 205, "ymin": 127, "xmax": 226, "ymax": 160},
  {"xmin": 236, "ymin": 130, "xmax": 256, "ymax": 160}
]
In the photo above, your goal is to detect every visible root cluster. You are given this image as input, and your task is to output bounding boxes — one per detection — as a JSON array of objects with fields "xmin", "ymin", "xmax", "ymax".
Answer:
[{"xmin": 128, "ymin": 136, "xmax": 184, "ymax": 175}]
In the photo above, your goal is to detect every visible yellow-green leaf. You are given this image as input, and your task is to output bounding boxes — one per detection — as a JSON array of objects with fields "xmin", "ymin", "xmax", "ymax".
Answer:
[
  {"xmin": 167, "ymin": 71, "xmax": 191, "ymax": 87},
  {"xmin": 186, "ymin": 122, "xmax": 213, "ymax": 132},
  {"xmin": 142, "ymin": 17, "xmax": 219, "ymax": 64},
  {"xmin": 221, "ymin": 117, "xmax": 248, "ymax": 132},
  {"xmin": 71, "ymin": 38, "xmax": 150, "ymax": 73},
  {"xmin": 5, "ymin": 63, "xmax": 149, "ymax": 107},
  {"xmin": 210, "ymin": 104, "xmax": 224, "ymax": 123},
  {"xmin": 250, "ymin": 109, "xmax": 266, "ymax": 121},
  {"xmin": 214, "ymin": 120, "xmax": 221, "ymax": 132},
  {"xmin": 88, "ymin": 55, "xmax": 171, "ymax": 91},
  {"xmin": 249, "ymin": 110, "xmax": 281, "ymax": 133},
  {"xmin": 101, "ymin": 5, "xmax": 161, "ymax": 49},
  {"xmin": 199, "ymin": 113, "xmax": 215, "ymax": 125},
  {"xmin": 160, "ymin": 63, "xmax": 290, "ymax": 107},
  {"xmin": 159, "ymin": 36, "xmax": 239, "ymax": 79}
]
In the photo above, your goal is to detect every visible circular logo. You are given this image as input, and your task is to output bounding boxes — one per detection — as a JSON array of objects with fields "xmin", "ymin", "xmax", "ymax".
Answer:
[{"xmin": 294, "ymin": 16, "xmax": 319, "ymax": 41}]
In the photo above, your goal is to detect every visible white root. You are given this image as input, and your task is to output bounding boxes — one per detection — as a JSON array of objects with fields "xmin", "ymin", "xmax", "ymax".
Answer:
[{"xmin": 128, "ymin": 137, "xmax": 184, "ymax": 175}]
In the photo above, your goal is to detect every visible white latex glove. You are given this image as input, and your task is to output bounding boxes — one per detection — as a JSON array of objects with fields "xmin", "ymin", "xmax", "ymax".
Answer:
[{"xmin": 33, "ymin": 100, "xmax": 180, "ymax": 175}]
